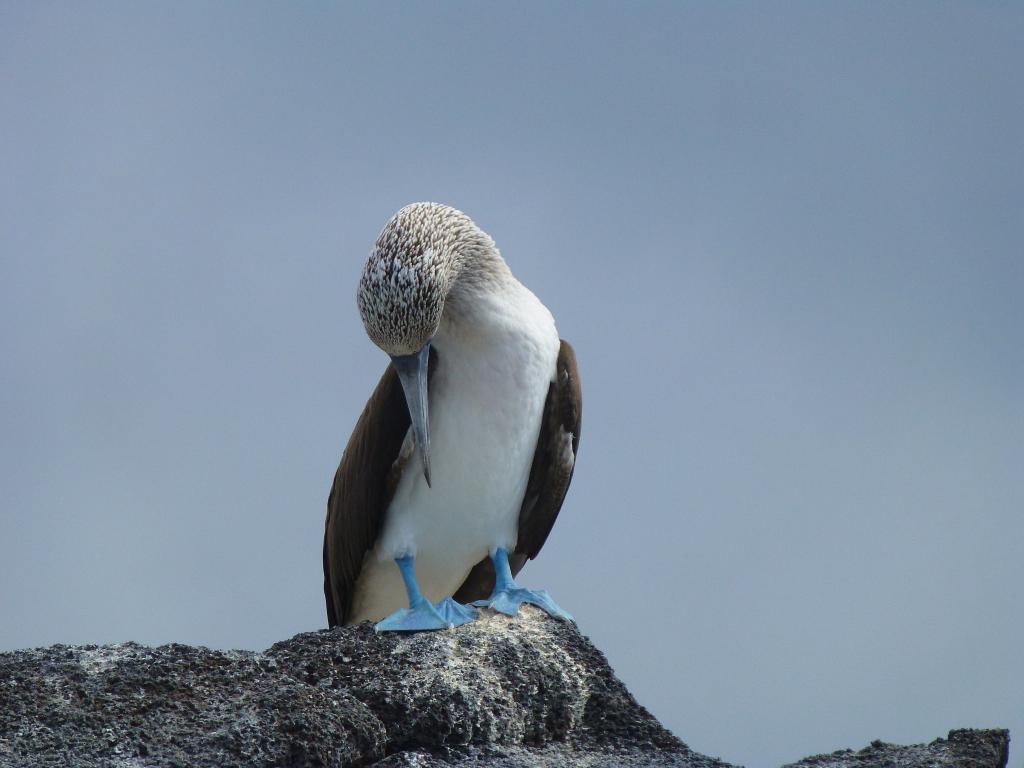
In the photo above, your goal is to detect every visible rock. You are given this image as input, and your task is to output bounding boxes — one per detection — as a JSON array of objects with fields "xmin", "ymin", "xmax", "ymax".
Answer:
[
  {"xmin": 0, "ymin": 607, "xmax": 1009, "ymax": 767},
  {"xmin": 782, "ymin": 729, "xmax": 1010, "ymax": 768}
]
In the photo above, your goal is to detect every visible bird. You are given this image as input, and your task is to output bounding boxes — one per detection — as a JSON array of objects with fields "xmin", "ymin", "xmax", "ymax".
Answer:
[{"xmin": 323, "ymin": 202, "xmax": 582, "ymax": 632}]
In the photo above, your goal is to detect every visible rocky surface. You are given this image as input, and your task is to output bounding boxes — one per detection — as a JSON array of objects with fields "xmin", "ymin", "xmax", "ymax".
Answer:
[
  {"xmin": 782, "ymin": 729, "xmax": 1010, "ymax": 768},
  {"xmin": 0, "ymin": 607, "xmax": 1009, "ymax": 767}
]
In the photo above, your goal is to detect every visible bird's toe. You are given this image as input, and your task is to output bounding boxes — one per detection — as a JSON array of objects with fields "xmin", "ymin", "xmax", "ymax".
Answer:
[
  {"xmin": 375, "ymin": 599, "xmax": 452, "ymax": 632},
  {"xmin": 433, "ymin": 597, "xmax": 479, "ymax": 626},
  {"xmin": 475, "ymin": 587, "xmax": 573, "ymax": 622}
]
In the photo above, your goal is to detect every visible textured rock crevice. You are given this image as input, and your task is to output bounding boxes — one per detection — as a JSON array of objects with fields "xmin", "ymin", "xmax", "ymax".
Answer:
[{"xmin": 0, "ymin": 608, "xmax": 1009, "ymax": 767}]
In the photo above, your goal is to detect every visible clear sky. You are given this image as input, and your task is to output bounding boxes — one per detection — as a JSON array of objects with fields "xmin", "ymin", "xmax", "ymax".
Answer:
[{"xmin": 1, "ymin": 4, "xmax": 1021, "ymax": 767}]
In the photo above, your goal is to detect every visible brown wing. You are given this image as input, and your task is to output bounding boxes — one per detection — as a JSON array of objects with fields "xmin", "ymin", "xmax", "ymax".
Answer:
[
  {"xmin": 453, "ymin": 340, "xmax": 582, "ymax": 602},
  {"xmin": 323, "ymin": 349, "xmax": 437, "ymax": 627}
]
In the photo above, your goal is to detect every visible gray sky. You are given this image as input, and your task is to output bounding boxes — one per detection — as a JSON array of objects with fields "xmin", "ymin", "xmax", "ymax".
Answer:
[{"xmin": 1, "ymin": 4, "xmax": 1021, "ymax": 767}]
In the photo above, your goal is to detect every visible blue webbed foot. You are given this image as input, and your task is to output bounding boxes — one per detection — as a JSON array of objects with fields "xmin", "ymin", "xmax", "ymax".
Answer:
[
  {"xmin": 473, "ymin": 548, "xmax": 574, "ymax": 622},
  {"xmin": 374, "ymin": 555, "xmax": 478, "ymax": 632},
  {"xmin": 434, "ymin": 597, "xmax": 479, "ymax": 625},
  {"xmin": 474, "ymin": 586, "xmax": 573, "ymax": 621},
  {"xmin": 375, "ymin": 598, "xmax": 451, "ymax": 632}
]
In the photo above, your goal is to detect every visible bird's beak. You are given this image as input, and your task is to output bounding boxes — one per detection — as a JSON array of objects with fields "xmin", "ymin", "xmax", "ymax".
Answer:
[{"xmin": 390, "ymin": 342, "xmax": 432, "ymax": 487}]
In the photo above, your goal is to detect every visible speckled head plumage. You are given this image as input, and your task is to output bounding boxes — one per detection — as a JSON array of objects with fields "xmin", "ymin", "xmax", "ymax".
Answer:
[{"xmin": 357, "ymin": 202, "xmax": 499, "ymax": 356}]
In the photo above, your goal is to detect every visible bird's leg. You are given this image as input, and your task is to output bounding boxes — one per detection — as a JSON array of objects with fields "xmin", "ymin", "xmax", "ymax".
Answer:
[
  {"xmin": 375, "ymin": 555, "xmax": 477, "ymax": 632},
  {"xmin": 473, "ymin": 548, "xmax": 573, "ymax": 621}
]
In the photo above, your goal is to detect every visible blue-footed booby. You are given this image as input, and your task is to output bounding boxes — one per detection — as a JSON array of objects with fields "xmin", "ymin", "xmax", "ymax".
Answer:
[{"xmin": 323, "ymin": 202, "xmax": 582, "ymax": 631}]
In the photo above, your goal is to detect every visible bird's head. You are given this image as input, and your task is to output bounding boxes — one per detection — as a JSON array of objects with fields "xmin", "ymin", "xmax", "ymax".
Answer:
[
  {"xmin": 357, "ymin": 203, "xmax": 457, "ymax": 357},
  {"xmin": 356, "ymin": 202, "xmax": 498, "ymax": 487}
]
